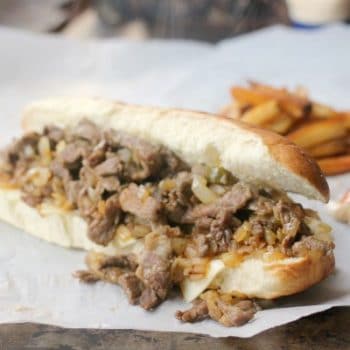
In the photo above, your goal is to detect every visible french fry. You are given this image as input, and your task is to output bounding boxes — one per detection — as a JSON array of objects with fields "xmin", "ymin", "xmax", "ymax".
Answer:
[
  {"xmin": 311, "ymin": 103, "xmax": 337, "ymax": 119},
  {"xmin": 266, "ymin": 114, "xmax": 295, "ymax": 135},
  {"xmin": 231, "ymin": 87, "xmax": 271, "ymax": 106},
  {"xmin": 220, "ymin": 102, "xmax": 241, "ymax": 119},
  {"xmin": 241, "ymin": 100, "xmax": 279, "ymax": 126},
  {"xmin": 318, "ymin": 155, "xmax": 350, "ymax": 175},
  {"xmin": 308, "ymin": 138, "xmax": 347, "ymax": 158},
  {"xmin": 338, "ymin": 112, "xmax": 350, "ymax": 130},
  {"xmin": 287, "ymin": 118, "xmax": 347, "ymax": 148},
  {"xmin": 294, "ymin": 85, "xmax": 309, "ymax": 99},
  {"xmin": 249, "ymin": 81, "xmax": 311, "ymax": 119}
]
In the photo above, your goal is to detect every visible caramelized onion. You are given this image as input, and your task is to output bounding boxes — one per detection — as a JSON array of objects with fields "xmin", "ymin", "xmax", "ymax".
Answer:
[{"xmin": 191, "ymin": 174, "xmax": 218, "ymax": 204}]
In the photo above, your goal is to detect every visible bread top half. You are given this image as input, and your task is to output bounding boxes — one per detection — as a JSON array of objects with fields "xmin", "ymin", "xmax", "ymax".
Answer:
[{"xmin": 22, "ymin": 97, "xmax": 329, "ymax": 202}]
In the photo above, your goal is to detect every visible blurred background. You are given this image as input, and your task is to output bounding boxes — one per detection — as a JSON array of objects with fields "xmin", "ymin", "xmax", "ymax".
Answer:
[{"xmin": 1, "ymin": 0, "xmax": 349, "ymax": 41}]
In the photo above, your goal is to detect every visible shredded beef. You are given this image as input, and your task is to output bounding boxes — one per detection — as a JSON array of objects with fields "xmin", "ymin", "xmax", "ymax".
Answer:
[{"xmin": 175, "ymin": 299, "xmax": 209, "ymax": 323}]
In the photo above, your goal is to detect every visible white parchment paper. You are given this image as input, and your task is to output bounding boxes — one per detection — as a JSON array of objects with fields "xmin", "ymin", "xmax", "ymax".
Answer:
[{"xmin": 0, "ymin": 25, "xmax": 349, "ymax": 338}]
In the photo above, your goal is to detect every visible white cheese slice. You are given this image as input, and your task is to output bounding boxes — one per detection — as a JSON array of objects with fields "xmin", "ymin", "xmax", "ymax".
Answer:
[{"xmin": 181, "ymin": 259, "xmax": 225, "ymax": 302}]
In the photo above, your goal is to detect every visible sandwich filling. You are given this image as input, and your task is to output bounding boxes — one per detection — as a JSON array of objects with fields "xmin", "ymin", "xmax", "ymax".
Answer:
[{"xmin": 0, "ymin": 119, "xmax": 334, "ymax": 327}]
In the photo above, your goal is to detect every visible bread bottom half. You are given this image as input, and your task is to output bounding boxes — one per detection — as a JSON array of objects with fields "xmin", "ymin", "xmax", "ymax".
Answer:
[{"xmin": 0, "ymin": 188, "xmax": 334, "ymax": 302}]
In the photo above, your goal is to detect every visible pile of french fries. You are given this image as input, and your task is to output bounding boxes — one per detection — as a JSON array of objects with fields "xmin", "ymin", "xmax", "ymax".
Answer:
[{"xmin": 221, "ymin": 82, "xmax": 350, "ymax": 176}]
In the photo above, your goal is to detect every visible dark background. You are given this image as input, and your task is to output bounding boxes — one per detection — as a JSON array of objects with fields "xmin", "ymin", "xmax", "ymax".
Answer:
[{"xmin": 0, "ymin": 0, "xmax": 290, "ymax": 41}]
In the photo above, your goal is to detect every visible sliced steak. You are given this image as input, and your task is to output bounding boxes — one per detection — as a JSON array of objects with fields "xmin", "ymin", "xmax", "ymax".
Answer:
[
  {"xmin": 90, "ymin": 253, "xmax": 138, "ymax": 271},
  {"xmin": 202, "ymin": 291, "xmax": 256, "ymax": 327},
  {"xmin": 87, "ymin": 194, "xmax": 121, "ymax": 245},
  {"xmin": 94, "ymin": 156, "xmax": 122, "ymax": 176},
  {"xmin": 105, "ymin": 129, "xmax": 163, "ymax": 181},
  {"xmin": 75, "ymin": 253, "xmax": 144, "ymax": 304},
  {"xmin": 185, "ymin": 233, "xmax": 210, "ymax": 258},
  {"xmin": 21, "ymin": 193, "xmax": 43, "ymax": 207},
  {"xmin": 119, "ymin": 184, "xmax": 161, "ymax": 222},
  {"xmin": 83, "ymin": 251, "xmax": 125, "ymax": 284},
  {"xmin": 97, "ymin": 176, "xmax": 120, "ymax": 194},
  {"xmin": 139, "ymin": 287, "xmax": 161, "ymax": 310},
  {"xmin": 44, "ymin": 125, "xmax": 65, "ymax": 144},
  {"xmin": 73, "ymin": 270, "xmax": 100, "ymax": 283},
  {"xmin": 188, "ymin": 209, "xmax": 241, "ymax": 257},
  {"xmin": 292, "ymin": 236, "xmax": 335, "ymax": 256},
  {"xmin": 273, "ymin": 201, "xmax": 304, "ymax": 250},
  {"xmin": 136, "ymin": 231, "xmax": 172, "ymax": 308},
  {"xmin": 162, "ymin": 172, "xmax": 193, "ymax": 223},
  {"xmin": 88, "ymin": 143, "xmax": 107, "ymax": 167},
  {"xmin": 208, "ymin": 209, "xmax": 239, "ymax": 254},
  {"xmin": 58, "ymin": 143, "xmax": 87, "ymax": 170},
  {"xmin": 160, "ymin": 149, "xmax": 188, "ymax": 176},
  {"xmin": 88, "ymin": 217, "xmax": 112, "ymax": 245},
  {"xmin": 248, "ymin": 196, "xmax": 274, "ymax": 216},
  {"xmin": 72, "ymin": 119, "xmax": 101, "ymax": 145},
  {"xmin": 216, "ymin": 299, "xmax": 256, "ymax": 327},
  {"xmin": 50, "ymin": 160, "xmax": 71, "ymax": 182},
  {"xmin": 118, "ymin": 273, "xmax": 144, "ymax": 305},
  {"xmin": 184, "ymin": 182, "xmax": 252, "ymax": 223},
  {"xmin": 175, "ymin": 299, "xmax": 209, "ymax": 323},
  {"xmin": 64, "ymin": 180, "xmax": 81, "ymax": 204}
]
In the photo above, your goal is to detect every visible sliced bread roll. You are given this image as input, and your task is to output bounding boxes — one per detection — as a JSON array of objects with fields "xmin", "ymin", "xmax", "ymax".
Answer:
[{"xmin": 0, "ymin": 98, "xmax": 333, "ymax": 301}]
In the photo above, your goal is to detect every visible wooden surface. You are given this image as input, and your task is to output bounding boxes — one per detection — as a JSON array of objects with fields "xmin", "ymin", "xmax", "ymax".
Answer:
[{"xmin": 0, "ymin": 307, "xmax": 349, "ymax": 349}]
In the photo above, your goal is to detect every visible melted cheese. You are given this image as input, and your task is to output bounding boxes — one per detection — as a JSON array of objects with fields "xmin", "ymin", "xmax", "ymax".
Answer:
[{"xmin": 181, "ymin": 260, "xmax": 225, "ymax": 302}]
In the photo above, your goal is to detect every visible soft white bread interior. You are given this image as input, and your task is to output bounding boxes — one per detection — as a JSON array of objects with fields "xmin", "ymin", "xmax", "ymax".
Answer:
[
  {"xmin": 22, "ymin": 97, "xmax": 329, "ymax": 201},
  {"xmin": 0, "ymin": 97, "xmax": 334, "ymax": 300}
]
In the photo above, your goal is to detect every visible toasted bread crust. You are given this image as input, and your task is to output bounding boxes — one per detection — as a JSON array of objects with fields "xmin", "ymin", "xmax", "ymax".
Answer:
[
  {"xmin": 263, "ymin": 251, "xmax": 335, "ymax": 299},
  {"xmin": 235, "ymin": 120, "xmax": 329, "ymax": 202}
]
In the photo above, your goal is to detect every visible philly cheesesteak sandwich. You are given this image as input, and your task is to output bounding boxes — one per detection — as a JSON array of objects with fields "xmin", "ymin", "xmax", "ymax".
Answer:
[{"xmin": 0, "ymin": 98, "xmax": 334, "ymax": 327}]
